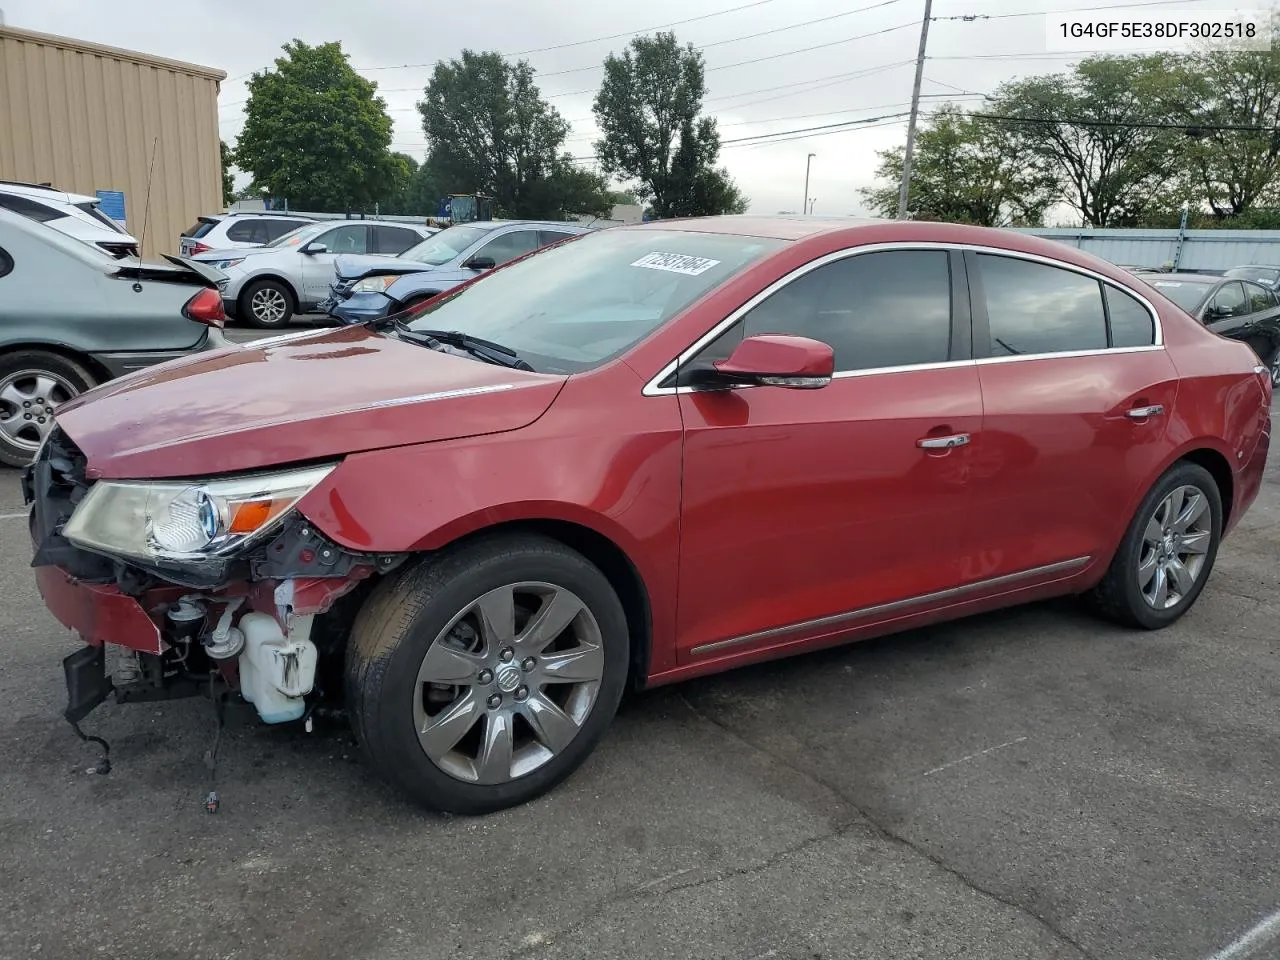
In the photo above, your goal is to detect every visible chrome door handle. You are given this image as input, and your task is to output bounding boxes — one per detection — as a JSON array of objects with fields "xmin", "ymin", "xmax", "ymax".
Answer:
[
  {"xmin": 917, "ymin": 433, "xmax": 970, "ymax": 449},
  {"xmin": 1126, "ymin": 404, "xmax": 1165, "ymax": 419}
]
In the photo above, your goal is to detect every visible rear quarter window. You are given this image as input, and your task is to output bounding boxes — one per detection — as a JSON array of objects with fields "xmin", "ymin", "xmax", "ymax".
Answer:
[
  {"xmin": 1104, "ymin": 285, "xmax": 1156, "ymax": 347},
  {"xmin": 0, "ymin": 246, "xmax": 12, "ymax": 278}
]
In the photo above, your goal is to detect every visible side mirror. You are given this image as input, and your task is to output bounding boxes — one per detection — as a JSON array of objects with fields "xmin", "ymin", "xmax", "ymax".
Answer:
[
  {"xmin": 464, "ymin": 256, "xmax": 496, "ymax": 271},
  {"xmin": 302, "ymin": 241, "xmax": 328, "ymax": 255},
  {"xmin": 694, "ymin": 334, "xmax": 835, "ymax": 390}
]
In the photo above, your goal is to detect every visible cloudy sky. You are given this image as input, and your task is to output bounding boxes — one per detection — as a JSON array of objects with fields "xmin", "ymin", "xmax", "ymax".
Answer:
[{"xmin": 0, "ymin": 0, "xmax": 1235, "ymax": 216}]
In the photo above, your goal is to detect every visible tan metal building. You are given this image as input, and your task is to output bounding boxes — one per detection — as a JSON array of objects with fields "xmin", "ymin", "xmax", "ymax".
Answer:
[{"xmin": 0, "ymin": 25, "xmax": 225, "ymax": 257}]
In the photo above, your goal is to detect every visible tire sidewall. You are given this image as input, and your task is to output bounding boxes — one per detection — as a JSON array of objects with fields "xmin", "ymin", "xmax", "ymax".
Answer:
[
  {"xmin": 240, "ymin": 279, "xmax": 294, "ymax": 329},
  {"xmin": 1113, "ymin": 462, "xmax": 1223, "ymax": 629},
  {"xmin": 360, "ymin": 547, "xmax": 629, "ymax": 814},
  {"xmin": 0, "ymin": 352, "xmax": 94, "ymax": 468}
]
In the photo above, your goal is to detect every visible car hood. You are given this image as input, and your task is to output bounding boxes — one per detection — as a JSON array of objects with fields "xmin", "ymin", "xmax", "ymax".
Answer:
[
  {"xmin": 194, "ymin": 246, "xmax": 279, "ymax": 262},
  {"xmin": 53, "ymin": 326, "xmax": 567, "ymax": 479},
  {"xmin": 335, "ymin": 253, "xmax": 444, "ymax": 282}
]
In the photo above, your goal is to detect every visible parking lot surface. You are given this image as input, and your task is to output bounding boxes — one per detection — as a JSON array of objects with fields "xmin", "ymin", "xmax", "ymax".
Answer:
[{"xmin": 0, "ymin": 388, "xmax": 1276, "ymax": 960}]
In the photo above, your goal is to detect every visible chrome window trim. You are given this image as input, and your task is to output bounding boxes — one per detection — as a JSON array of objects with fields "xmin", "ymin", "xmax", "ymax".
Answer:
[
  {"xmin": 689, "ymin": 555, "xmax": 1092, "ymax": 656},
  {"xmin": 640, "ymin": 240, "xmax": 1164, "ymax": 397}
]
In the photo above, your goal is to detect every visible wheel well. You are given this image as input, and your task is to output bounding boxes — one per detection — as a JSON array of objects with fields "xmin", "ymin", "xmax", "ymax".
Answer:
[
  {"xmin": 240, "ymin": 275, "xmax": 299, "ymax": 310},
  {"xmin": 1181, "ymin": 448, "xmax": 1234, "ymax": 527},
  {"xmin": 0, "ymin": 342, "xmax": 111, "ymax": 385},
  {"xmin": 445, "ymin": 519, "xmax": 653, "ymax": 690}
]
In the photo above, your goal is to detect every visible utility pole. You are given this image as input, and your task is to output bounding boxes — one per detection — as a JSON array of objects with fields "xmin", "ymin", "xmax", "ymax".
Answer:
[
  {"xmin": 897, "ymin": 0, "xmax": 934, "ymax": 220},
  {"xmin": 803, "ymin": 153, "xmax": 816, "ymax": 214}
]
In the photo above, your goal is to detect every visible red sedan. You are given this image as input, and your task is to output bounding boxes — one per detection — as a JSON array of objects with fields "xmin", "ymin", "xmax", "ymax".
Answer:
[{"xmin": 24, "ymin": 217, "xmax": 1273, "ymax": 814}]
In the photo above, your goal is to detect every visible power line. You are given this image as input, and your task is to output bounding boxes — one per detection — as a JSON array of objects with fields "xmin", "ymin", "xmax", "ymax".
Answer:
[
  {"xmin": 972, "ymin": 113, "xmax": 1280, "ymax": 132},
  {"xmin": 933, "ymin": 0, "xmax": 1207, "ymax": 21},
  {"xmin": 707, "ymin": 20, "xmax": 919, "ymax": 72}
]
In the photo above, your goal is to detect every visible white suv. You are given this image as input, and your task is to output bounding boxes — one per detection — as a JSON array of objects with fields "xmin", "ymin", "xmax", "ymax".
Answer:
[
  {"xmin": 180, "ymin": 212, "xmax": 317, "ymax": 257},
  {"xmin": 0, "ymin": 181, "xmax": 138, "ymax": 257}
]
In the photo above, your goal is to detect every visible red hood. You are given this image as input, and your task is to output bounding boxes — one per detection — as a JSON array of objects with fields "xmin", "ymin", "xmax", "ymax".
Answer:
[{"xmin": 55, "ymin": 326, "xmax": 566, "ymax": 479}]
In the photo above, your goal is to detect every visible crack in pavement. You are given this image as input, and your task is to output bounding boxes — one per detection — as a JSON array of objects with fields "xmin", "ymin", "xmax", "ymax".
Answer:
[{"xmin": 675, "ymin": 693, "xmax": 1099, "ymax": 960}]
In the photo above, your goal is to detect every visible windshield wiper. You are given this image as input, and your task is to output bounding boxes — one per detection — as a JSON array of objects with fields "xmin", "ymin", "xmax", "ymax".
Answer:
[{"xmin": 395, "ymin": 325, "xmax": 534, "ymax": 371}]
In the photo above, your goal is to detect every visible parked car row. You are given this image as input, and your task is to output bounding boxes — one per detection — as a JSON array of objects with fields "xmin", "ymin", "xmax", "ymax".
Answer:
[{"xmin": 21, "ymin": 216, "xmax": 1273, "ymax": 816}]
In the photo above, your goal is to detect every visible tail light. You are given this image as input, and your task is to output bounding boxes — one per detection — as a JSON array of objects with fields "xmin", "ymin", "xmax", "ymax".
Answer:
[
  {"xmin": 188, "ymin": 241, "xmax": 212, "ymax": 255},
  {"xmin": 184, "ymin": 288, "xmax": 226, "ymax": 328}
]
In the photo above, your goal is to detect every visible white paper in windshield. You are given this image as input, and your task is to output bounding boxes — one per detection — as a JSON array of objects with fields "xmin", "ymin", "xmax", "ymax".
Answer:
[{"xmin": 630, "ymin": 252, "xmax": 722, "ymax": 276}]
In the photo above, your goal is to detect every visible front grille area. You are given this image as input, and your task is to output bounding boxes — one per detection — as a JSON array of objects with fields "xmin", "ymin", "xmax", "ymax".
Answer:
[{"xmin": 25, "ymin": 427, "xmax": 114, "ymax": 581}]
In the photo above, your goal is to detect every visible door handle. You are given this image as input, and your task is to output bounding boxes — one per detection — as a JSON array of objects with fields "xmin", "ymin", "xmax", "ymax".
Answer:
[
  {"xmin": 1125, "ymin": 404, "xmax": 1165, "ymax": 419},
  {"xmin": 917, "ymin": 433, "xmax": 970, "ymax": 449}
]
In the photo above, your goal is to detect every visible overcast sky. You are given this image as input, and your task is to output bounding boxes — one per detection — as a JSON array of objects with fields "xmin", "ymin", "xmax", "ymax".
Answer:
[{"xmin": 0, "ymin": 0, "xmax": 1244, "ymax": 216}]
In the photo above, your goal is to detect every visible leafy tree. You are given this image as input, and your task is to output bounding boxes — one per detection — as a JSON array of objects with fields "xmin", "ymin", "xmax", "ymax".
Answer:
[
  {"xmin": 592, "ymin": 32, "xmax": 748, "ymax": 217},
  {"xmin": 990, "ymin": 56, "xmax": 1183, "ymax": 226},
  {"xmin": 373, "ymin": 152, "xmax": 419, "ymax": 214},
  {"xmin": 861, "ymin": 104, "xmax": 1054, "ymax": 225},
  {"xmin": 220, "ymin": 140, "xmax": 236, "ymax": 207},
  {"xmin": 235, "ymin": 40, "xmax": 396, "ymax": 212},
  {"xmin": 417, "ymin": 50, "xmax": 603, "ymax": 219}
]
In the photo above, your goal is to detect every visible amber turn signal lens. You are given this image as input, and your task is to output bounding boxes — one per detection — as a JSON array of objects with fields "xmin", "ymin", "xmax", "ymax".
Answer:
[{"xmin": 228, "ymin": 499, "xmax": 276, "ymax": 534}]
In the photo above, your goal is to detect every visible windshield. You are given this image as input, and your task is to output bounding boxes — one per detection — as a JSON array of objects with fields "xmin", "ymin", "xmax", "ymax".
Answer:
[
  {"xmin": 404, "ymin": 228, "xmax": 787, "ymax": 373},
  {"xmin": 1149, "ymin": 279, "xmax": 1212, "ymax": 312},
  {"xmin": 1225, "ymin": 266, "xmax": 1279, "ymax": 284},
  {"xmin": 399, "ymin": 224, "xmax": 494, "ymax": 266},
  {"xmin": 265, "ymin": 222, "xmax": 328, "ymax": 249}
]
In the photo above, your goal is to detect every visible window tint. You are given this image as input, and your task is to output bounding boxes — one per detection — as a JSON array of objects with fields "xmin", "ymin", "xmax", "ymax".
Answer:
[
  {"xmin": 1209, "ymin": 280, "xmax": 1248, "ymax": 319},
  {"xmin": 696, "ymin": 250, "xmax": 953, "ymax": 373},
  {"xmin": 226, "ymin": 219, "xmax": 269, "ymax": 244},
  {"xmin": 1243, "ymin": 281, "xmax": 1274, "ymax": 313},
  {"xmin": 188, "ymin": 219, "xmax": 219, "ymax": 238},
  {"xmin": 978, "ymin": 254, "xmax": 1106, "ymax": 356},
  {"xmin": 540, "ymin": 230, "xmax": 579, "ymax": 246},
  {"xmin": 0, "ymin": 246, "xmax": 12, "ymax": 279},
  {"xmin": 373, "ymin": 225, "xmax": 421, "ymax": 255},
  {"xmin": 318, "ymin": 224, "xmax": 368, "ymax": 254},
  {"xmin": 477, "ymin": 229, "xmax": 540, "ymax": 266},
  {"xmin": 1105, "ymin": 285, "xmax": 1155, "ymax": 347},
  {"xmin": 0, "ymin": 194, "xmax": 66, "ymax": 223},
  {"xmin": 265, "ymin": 219, "xmax": 309, "ymax": 241}
]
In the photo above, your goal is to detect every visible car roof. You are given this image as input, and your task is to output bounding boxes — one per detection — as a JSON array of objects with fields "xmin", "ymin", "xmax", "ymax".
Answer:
[
  {"xmin": 1146, "ymin": 273, "xmax": 1219, "ymax": 284},
  {"xmin": 215, "ymin": 211, "xmax": 319, "ymax": 220},
  {"xmin": 0, "ymin": 181, "xmax": 96, "ymax": 205}
]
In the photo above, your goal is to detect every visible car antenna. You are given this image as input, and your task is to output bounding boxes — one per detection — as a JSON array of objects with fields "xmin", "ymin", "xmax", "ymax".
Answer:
[{"xmin": 130, "ymin": 135, "xmax": 159, "ymax": 291}]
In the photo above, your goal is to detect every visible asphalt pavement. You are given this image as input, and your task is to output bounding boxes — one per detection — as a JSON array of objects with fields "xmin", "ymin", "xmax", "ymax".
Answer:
[{"xmin": 0, "ymin": 364, "xmax": 1277, "ymax": 960}]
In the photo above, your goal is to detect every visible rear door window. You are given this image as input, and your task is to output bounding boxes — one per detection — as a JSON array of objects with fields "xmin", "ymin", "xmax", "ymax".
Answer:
[
  {"xmin": 475, "ymin": 229, "xmax": 540, "ymax": 266},
  {"xmin": 373, "ymin": 225, "xmax": 422, "ymax": 255},
  {"xmin": 0, "ymin": 194, "xmax": 67, "ymax": 223},
  {"xmin": 539, "ymin": 230, "xmax": 579, "ymax": 246},
  {"xmin": 226, "ymin": 219, "xmax": 270, "ymax": 244},
  {"xmin": 1243, "ymin": 280, "xmax": 1274, "ymax": 314},
  {"xmin": 976, "ymin": 254, "xmax": 1107, "ymax": 356},
  {"xmin": 317, "ymin": 224, "xmax": 369, "ymax": 254}
]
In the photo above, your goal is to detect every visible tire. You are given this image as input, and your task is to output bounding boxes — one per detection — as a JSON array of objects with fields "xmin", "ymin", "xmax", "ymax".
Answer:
[
  {"xmin": 0, "ymin": 351, "xmax": 96, "ymax": 468},
  {"xmin": 238, "ymin": 279, "xmax": 294, "ymax": 329},
  {"xmin": 345, "ymin": 533, "xmax": 630, "ymax": 814},
  {"xmin": 1088, "ymin": 461, "xmax": 1223, "ymax": 629}
]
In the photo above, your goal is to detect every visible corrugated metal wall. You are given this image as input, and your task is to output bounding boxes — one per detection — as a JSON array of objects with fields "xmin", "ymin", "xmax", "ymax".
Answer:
[
  {"xmin": 0, "ymin": 26, "xmax": 225, "ymax": 257},
  {"xmin": 1008, "ymin": 227, "xmax": 1280, "ymax": 273}
]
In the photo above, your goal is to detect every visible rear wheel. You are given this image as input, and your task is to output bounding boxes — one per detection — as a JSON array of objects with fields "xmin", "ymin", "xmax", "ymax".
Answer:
[
  {"xmin": 0, "ymin": 352, "xmax": 95, "ymax": 467},
  {"xmin": 345, "ymin": 534, "xmax": 629, "ymax": 814},
  {"xmin": 1088, "ymin": 461, "xmax": 1222, "ymax": 629},
  {"xmin": 239, "ymin": 279, "xmax": 294, "ymax": 328}
]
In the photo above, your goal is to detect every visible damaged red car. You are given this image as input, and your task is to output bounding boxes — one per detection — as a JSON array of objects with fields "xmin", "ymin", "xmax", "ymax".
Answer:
[{"xmin": 25, "ymin": 217, "xmax": 1272, "ymax": 814}]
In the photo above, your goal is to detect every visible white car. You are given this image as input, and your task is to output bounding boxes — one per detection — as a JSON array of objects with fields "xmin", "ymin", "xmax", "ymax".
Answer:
[
  {"xmin": 0, "ymin": 180, "xmax": 138, "ymax": 258},
  {"xmin": 179, "ymin": 212, "xmax": 317, "ymax": 257},
  {"xmin": 193, "ymin": 219, "xmax": 436, "ymax": 328}
]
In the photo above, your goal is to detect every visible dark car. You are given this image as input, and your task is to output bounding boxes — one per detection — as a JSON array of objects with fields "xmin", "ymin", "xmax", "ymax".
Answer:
[
  {"xmin": 24, "ymin": 217, "xmax": 1272, "ymax": 815},
  {"xmin": 0, "ymin": 206, "xmax": 229, "ymax": 466},
  {"xmin": 1140, "ymin": 274, "xmax": 1280, "ymax": 385},
  {"xmin": 1224, "ymin": 264, "xmax": 1280, "ymax": 290}
]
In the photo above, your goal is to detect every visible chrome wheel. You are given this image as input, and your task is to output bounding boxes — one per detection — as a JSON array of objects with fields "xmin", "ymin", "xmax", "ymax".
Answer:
[
  {"xmin": 413, "ymin": 582, "xmax": 605, "ymax": 785},
  {"xmin": 1138, "ymin": 484, "xmax": 1212, "ymax": 610},
  {"xmin": 0, "ymin": 369, "xmax": 76, "ymax": 452},
  {"xmin": 250, "ymin": 286, "xmax": 288, "ymax": 324}
]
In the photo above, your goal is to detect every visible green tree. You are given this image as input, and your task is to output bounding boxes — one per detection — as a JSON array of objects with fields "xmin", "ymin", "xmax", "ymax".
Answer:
[
  {"xmin": 220, "ymin": 140, "xmax": 236, "ymax": 207},
  {"xmin": 592, "ymin": 32, "xmax": 748, "ymax": 217},
  {"xmin": 861, "ymin": 104, "xmax": 1054, "ymax": 225},
  {"xmin": 235, "ymin": 40, "xmax": 396, "ymax": 212},
  {"xmin": 373, "ymin": 151, "xmax": 419, "ymax": 214},
  {"xmin": 417, "ymin": 50, "xmax": 604, "ymax": 218},
  {"xmin": 991, "ymin": 56, "xmax": 1183, "ymax": 226}
]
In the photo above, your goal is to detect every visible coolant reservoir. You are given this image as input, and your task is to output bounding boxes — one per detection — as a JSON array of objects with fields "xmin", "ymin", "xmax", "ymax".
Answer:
[{"xmin": 238, "ymin": 612, "xmax": 317, "ymax": 724}]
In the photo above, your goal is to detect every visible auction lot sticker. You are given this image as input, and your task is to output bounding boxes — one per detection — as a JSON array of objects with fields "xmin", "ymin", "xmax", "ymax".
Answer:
[
  {"xmin": 1045, "ymin": 7, "xmax": 1272, "ymax": 52},
  {"xmin": 631, "ymin": 252, "xmax": 722, "ymax": 276}
]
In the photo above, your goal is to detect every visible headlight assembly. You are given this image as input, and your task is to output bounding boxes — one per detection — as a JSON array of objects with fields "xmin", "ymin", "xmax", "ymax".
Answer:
[
  {"xmin": 61, "ymin": 464, "xmax": 336, "ymax": 563},
  {"xmin": 351, "ymin": 275, "xmax": 399, "ymax": 294}
]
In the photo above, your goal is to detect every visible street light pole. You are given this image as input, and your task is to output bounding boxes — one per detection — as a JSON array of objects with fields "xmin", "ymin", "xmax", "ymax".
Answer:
[
  {"xmin": 803, "ymin": 153, "xmax": 816, "ymax": 214},
  {"xmin": 897, "ymin": 0, "xmax": 934, "ymax": 220}
]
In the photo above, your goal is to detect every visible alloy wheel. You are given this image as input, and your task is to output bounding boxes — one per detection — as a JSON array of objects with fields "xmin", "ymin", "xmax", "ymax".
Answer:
[
  {"xmin": 1138, "ymin": 484, "xmax": 1213, "ymax": 610},
  {"xmin": 412, "ymin": 582, "xmax": 605, "ymax": 785},
  {"xmin": 0, "ymin": 369, "xmax": 76, "ymax": 452},
  {"xmin": 250, "ymin": 287, "xmax": 288, "ymax": 324},
  {"xmin": 1271, "ymin": 351, "xmax": 1280, "ymax": 388}
]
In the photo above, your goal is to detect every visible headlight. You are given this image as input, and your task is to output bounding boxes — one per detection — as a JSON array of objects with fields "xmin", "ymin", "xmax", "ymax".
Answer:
[
  {"xmin": 61, "ymin": 464, "xmax": 335, "ymax": 562},
  {"xmin": 352, "ymin": 275, "xmax": 399, "ymax": 293},
  {"xmin": 210, "ymin": 258, "xmax": 244, "ymax": 270}
]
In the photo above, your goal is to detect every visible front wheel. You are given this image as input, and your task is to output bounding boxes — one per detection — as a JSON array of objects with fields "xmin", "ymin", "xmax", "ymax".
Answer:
[
  {"xmin": 345, "ymin": 534, "xmax": 629, "ymax": 814},
  {"xmin": 1088, "ymin": 461, "xmax": 1223, "ymax": 629},
  {"xmin": 238, "ymin": 279, "xmax": 294, "ymax": 328}
]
